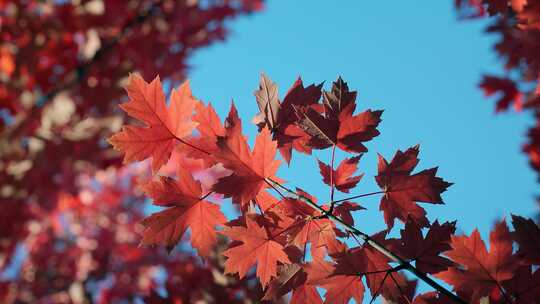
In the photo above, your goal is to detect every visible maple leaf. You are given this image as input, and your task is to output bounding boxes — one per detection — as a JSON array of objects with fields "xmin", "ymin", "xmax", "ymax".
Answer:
[
  {"xmin": 212, "ymin": 113, "xmax": 281, "ymax": 208},
  {"xmin": 306, "ymin": 239, "xmax": 410, "ymax": 304},
  {"xmin": 253, "ymin": 73, "xmax": 280, "ymax": 130},
  {"xmin": 263, "ymin": 263, "xmax": 323, "ymax": 304},
  {"xmin": 274, "ymin": 194, "xmax": 346, "ymax": 256},
  {"xmin": 436, "ymin": 220, "xmax": 518, "ymax": 303},
  {"xmin": 360, "ymin": 242, "xmax": 409, "ymax": 301},
  {"xmin": 388, "ymin": 218, "xmax": 456, "ymax": 274},
  {"xmin": 289, "ymin": 217, "xmax": 345, "ymax": 257},
  {"xmin": 296, "ymin": 104, "xmax": 383, "ymax": 153},
  {"xmin": 181, "ymin": 101, "xmax": 243, "ymax": 164},
  {"xmin": 221, "ymin": 217, "xmax": 292, "ymax": 287},
  {"xmin": 193, "ymin": 101, "xmax": 226, "ymax": 139},
  {"xmin": 254, "ymin": 190, "xmax": 280, "ymax": 212},
  {"xmin": 289, "ymin": 284, "xmax": 323, "ymax": 304},
  {"xmin": 292, "ymin": 76, "xmax": 382, "ymax": 153},
  {"xmin": 511, "ymin": 214, "xmax": 540, "ymax": 264},
  {"xmin": 250, "ymin": 74, "xmax": 323, "ymax": 162},
  {"xmin": 140, "ymin": 167, "xmax": 226, "ymax": 256},
  {"xmin": 333, "ymin": 201, "xmax": 365, "ymax": 226},
  {"xmin": 109, "ymin": 74, "xmax": 198, "ymax": 173},
  {"xmin": 255, "ymin": 75, "xmax": 323, "ymax": 163},
  {"xmin": 318, "ymin": 155, "xmax": 364, "ymax": 193},
  {"xmin": 502, "ymin": 265, "xmax": 540, "ymax": 304},
  {"xmin": 305, "ymin": 256, "xmax": 365, "ymax": 304},
  {"xmin": 375, "ymin": 145, "xmax": 452, "ymax": 228}
]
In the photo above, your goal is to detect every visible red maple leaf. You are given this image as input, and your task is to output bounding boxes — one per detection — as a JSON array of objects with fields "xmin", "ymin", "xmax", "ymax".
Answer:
[
  {"xmin": 436, "ymin": 220, "xmax": 518, "ymax": 303},
  {"xmin": 375, "ymin": 145, "xmax": 452, "ymax": 228},
  {"xmin": 109, "ymin": 74, "xmax": 198, "ymax": 173},
  {"xmin": 295, "ymin": 102, "xmax": 383, "ymax": 153},
  {"xmin": 289, "ymin": 217, "xmax": 345, "ymax": 258},
  {"xmin": 140, "ymin": 166, "xmax": 226, "ymax": 256},
  {"xmin": 318, "ymin": 155, "xmax": 364, "ymax": 193},
  {"xmin": 193, "ymin": 101, "xmax": 226, "ymax": 139},
  {"xmin": 272, "ymin": 194, "xmax": 346, "ymax": 257},
  {"xmin": 253, "ymin": 190, "xmax": 281, "ymax": 212},
  {"xmin": 359, "ymin": 242, "xmax": 409, "ymax": 302},
  {"xmin": 502, "ymin": 265, "xmax": 540, "ymax": 304},
  {"xmin": 221, "ymin": 217, "xmax": 292, "ymax": 287},
  {"xmin": 253, "ymin": 73, "xmax": 280, "ymax": 131},
  {"xmin": 305, "ymin": 256, "xmax": 365, "ymax": 304},
  {"xmin": 263, "ymin": 263, "xmax": 323, "ymax": 304},
  {"xmin": 511, "ymin": 214, "xmax": 540, "ymax": 264},
  {"xmin": 306, "ymin": 239, "xmax": 410, "ymax": 304},
  {"xmin": 387, "ymin": 218, "xmax": 456, "ymax": 274},
  {"xmin": 252, "ymin": 75, "xmax": 323, "ymax": 163},
  {"xmin": 332, "ymin": 201, "xmax": 365, "ymax": 226},
  {"xmin": 212, "ymin": 123, "xmax": 281, "ymax": 209},
  {"xmin": 180, "ymin": 102, "xmax": 239, "ymax": 163}
]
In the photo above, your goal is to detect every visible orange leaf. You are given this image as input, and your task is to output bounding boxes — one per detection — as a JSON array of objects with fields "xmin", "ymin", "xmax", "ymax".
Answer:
[
  {"xmin": 212, "ymin": 125, "xmax": 280, "ymax": 209},
  {"xmin": 109, "ymin": 74, "xmax": 198, "ymax": 173},
  {"xmin": 221, "ymin": 217, "xmax": 291, "ymax": 287},
  {"xmin": 140, "ymin": 168, "xmax": 225, "ymax": 256}
]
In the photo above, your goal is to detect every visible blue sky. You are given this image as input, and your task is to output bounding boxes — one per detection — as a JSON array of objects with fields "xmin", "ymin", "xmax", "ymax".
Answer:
[{"xmin": 185, "ymin": 0, "xmax": 537, "ymax": 301}]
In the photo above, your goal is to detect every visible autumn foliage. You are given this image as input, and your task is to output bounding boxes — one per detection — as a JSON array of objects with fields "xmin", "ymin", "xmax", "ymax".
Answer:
[
  {"xmin": 106, "ymin": 73, "xmax": 540, "ymax": 303},
  {"xmin": 2, "ymin": 1, "xmax": 540, "ymax": 303}
]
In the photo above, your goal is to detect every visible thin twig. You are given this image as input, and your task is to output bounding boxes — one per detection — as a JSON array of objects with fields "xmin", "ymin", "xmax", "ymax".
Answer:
[
  {"xmin": 370, "ymin": 271, "xmax": 391, "ymax": 304},
  {"xmin": 329, "ymin": 145, "xmax": 336, "ymax": 213},
  {"xmin": 389, "ymin": 272, "xmax": 412, "ymax": 304}
]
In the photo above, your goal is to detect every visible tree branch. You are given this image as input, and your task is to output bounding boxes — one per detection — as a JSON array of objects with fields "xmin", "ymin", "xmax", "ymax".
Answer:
[{"xmin": 264, "ymin": 177, "xmax": 467, "ymax": 304}]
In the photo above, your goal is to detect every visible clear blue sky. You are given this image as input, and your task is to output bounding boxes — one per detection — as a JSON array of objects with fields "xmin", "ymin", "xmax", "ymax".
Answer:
[{"xmin": 186, "ymin": 0, "xmax": 537, "ymax": 301}]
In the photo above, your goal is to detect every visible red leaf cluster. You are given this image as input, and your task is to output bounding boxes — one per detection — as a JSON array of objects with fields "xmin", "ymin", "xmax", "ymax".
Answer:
[
  {"xmin": 109, "ymin": 73, "xmax": 540, "ymax": 304},
  {"xmin": 109, "ymin": 73, "xmax": 540, "ymax": 303}
]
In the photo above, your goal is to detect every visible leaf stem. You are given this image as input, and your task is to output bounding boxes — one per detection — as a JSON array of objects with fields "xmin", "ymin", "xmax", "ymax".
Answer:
[
  {"xmin": 329, "ymin": 145, "xmax": 336, "ymax": 213},
  {"xmin": 264, "ymin": 177, "xmax": 467, "ymax": 304}
]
